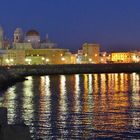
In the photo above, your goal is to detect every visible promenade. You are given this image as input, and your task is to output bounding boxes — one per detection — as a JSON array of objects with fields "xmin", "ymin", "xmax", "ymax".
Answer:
[{"xmin": 0, "ymin": 63, "xmax": 140, "ymax": 90}]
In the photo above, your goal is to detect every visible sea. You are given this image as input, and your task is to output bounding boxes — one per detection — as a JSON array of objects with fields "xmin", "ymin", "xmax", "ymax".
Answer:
[{"xmin": 0, "ymin": 73, "xmax": 140, "ymax": 139}]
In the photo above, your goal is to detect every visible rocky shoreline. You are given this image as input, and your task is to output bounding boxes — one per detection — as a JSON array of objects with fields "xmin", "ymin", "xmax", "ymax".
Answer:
[{"xmin": 0, "ymin": 68, "xmax": 26, "ymax": 90}]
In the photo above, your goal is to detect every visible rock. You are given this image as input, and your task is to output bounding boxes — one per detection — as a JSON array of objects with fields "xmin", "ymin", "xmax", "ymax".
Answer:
[
  {"xmin": 1, "ymin": 124, "xmax": 31, "ymax": 140},
  {"xmin": 0, "ymin": 107, "xmax": 7, "ymax": 126},
  {"xmin": 0, "ymin": 107, "xmax": 31, "ymax": 140}
]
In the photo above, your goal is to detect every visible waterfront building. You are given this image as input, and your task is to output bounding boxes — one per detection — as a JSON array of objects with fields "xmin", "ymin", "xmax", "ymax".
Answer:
[
  {"xmin": 1, "ymin": 47, "xmax": 73, "ymax": 65},
  {"xmin": 0, "ymin": 27, "xmax": 104, "ymax": 65},
  {"xmin": 82, "ymin": 43, "xmax": 100, "ymax": 63},
  {"xmin": 70, "ymin": 54, "xmax": 77, "ymax": 64},
  {"xmin": 100, "ymin": 52, "xmax": 108, "ymax": 63},
  {"xmin": 24, "ymin": 48, "xmax": 71, "ymax": 65},
  {"xmin": 76, "ymin": 50, "xmax": 84, "ymax": 64},
  {"xmin": 0, "ymin": 50, "xmax": 7, "ymax": 65},
  {"xmin": 2, "ymin": 50, "xmax": 25, "ymax": 65},
  {"xmin": 1, "ymin": 27, "xmax": 74, "ymax": 65},
  {"xmin": 110, "ymin": 52, "xmax": 139, "ymax": 63}
]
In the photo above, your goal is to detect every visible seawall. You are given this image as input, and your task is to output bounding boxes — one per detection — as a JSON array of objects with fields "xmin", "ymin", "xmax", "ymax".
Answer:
[
  {"xmin": 0, "ymin": 63, "xmax": 140, "ymax": 89},
  {"xmin": 0, "ymin": 67, "xmax": 25, "ymax": 90}
]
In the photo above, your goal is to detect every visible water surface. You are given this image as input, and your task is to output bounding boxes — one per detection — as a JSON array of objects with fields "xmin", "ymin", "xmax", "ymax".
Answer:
[{"xmin": 0, "ymin": 73, "xmax": 140, "ymax": 139}]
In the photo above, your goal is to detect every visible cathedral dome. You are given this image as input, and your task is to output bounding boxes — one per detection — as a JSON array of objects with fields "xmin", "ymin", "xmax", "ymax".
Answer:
[
  {"xmin": 25, "ymin": 29, "xmax": 40, "ymax": 46},
  {"xmin": 26, "ymin": 29, "xmax": 39, "ymax": 36}
]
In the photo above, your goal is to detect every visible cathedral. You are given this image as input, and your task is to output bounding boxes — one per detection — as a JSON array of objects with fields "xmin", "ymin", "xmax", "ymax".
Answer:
[
  {"xmin": 13, "ymin": 28, "xmax": 57, "ymax": 49},
  {"xmin": 0, "ymin": 27, "xmax": 73, "ymax": 65}
]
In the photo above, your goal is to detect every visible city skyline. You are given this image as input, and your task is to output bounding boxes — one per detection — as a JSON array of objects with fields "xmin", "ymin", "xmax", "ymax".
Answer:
[{"xmin": 0, "ymin": 0, "xmax": 140, "ymax": 52}]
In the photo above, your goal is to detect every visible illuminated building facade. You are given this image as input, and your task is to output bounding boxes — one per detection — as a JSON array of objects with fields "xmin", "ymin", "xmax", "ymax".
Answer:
[
  {"xmin": 82, "ymin": 43, "xmax": 100, "ymax": 63},
  {"xmin": 0, "ymin": 27, "xmax": 75, "ymax": 65},
  {"xmin": 2, "ymin": 48, "xmax": 72, "ymax": 65},
  {"xmin": 76, "ymin": 50, "xmax": 84, "ymax": 64},
  {"xmin": 100, "ymin": 52, "xmax": 108, "ymax": 63},
  {"xmin": 24, "ymin": 49, "xmax": 71, "ymax": 65},
  {"xmin": 3, "ymin": 50, "xmax": 25, "ymax": 65},
  {"xmin": 111, "ymin": 52, "xmax": 139, "ymax": 63},
  {"xmin": 2, "ymin": 26, "xmax": 140, "ymax": 65}
]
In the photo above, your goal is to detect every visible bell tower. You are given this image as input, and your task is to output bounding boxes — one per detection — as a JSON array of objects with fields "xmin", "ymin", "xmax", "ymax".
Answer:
[
  {"xmin": 14, "ymin": 28, "xmax": 23, "ymax": 43},
  {"xmin": 0, "ymin": 26, "xmax": 4, "ymax": 42},
  {"xmin": 0, "ymin": 27, "xmax": 3, "ymax": 49}
]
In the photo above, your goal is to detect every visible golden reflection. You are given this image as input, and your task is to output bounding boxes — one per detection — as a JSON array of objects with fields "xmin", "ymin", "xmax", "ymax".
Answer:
[
  {"xmin": 88, "ymin": 74, "xmax": 93, "ymax": 94},
  {"xmin": 131, "ymin": 73, "xmax": 140, "ymax": 94},
  {"xmin": 120, "ymin": 73, "xmax": 124, "ymax": 92},
  {"xmin": 72, "ymin": 74, "xmax": 82, "ymax": 138},
  {"xmin": 39, "ymin": 76, "xmax": 51, "ymax": 113},
  {"xmin": 83, "ymin": 74, "xmax": 94, "ymax": 112},
  {"xmin": 39, "ymin": 76, "xmax": 51, "ymax": 112},
  {"xmin": 124, "ymin": 74, "xmax": 129, "ymax": 92},
  {"xmin": 83, "ymin": 74, "xmax": 88, "ymax": 113},
  {"xmin": 93, "ymin": 73, "xmax": 130, "ymax": 137},
  {"xmin": 38, "ymin": 76, "xmax": 51, "ymax": 137},
  {"xmin": 114, "ymin": 73, "xmax": 119, "ymax": 92},
  {"xmin": 74, "ymin": 74, "xmax": 80, "ymax": 112},
  {"xmin": 82, "ymin": 74, "xmax": 93, "ymax": 138},
  {"xmin": 131, "ymin": 73, "xmax": 140, "ymax": 129},
  {"xmin": 118, "ymin": 73, "xmax": 128, "ymax": 93},
  {"xmin": 84, "ymin": 74, "xmax": 88, "ymax": 94},
  {"xmin": 3, "ymin": 86, "xmax": 16, "ymax": 124},
  {"xmin": 88, "ymin": 74, "xmax": 93, "ymax": 112},
  {"xmin": 93, "ymin": 74, "xmax": 99, "ymax": 114},
  {"xmin": 1, "ymin": 73, "xmax": 140, "ymax": 138},
  {"xmin": 45, "ymin": 76, "xmax": 51, "ymax": 97},
  {"xmin": 100, "ymin": 74, "xmax": 108, "ymax": 114},
  {"xmin": 100, "ymin": 74, "xmax": 106, "ymax": 94},
  {"xmin": 40, "ymin": 76, "xmax": 46, "ymax": 95},
  {"xmin": 107, "ymin": 74, "xmax": 114, "ymax": 93},
  {"xmin": 58, "ymin": 75, "xmax": 68, "ymax": 136},
  {"xmin": 93, "ymin": 74, "xmax": 99, "ymax": 94},
  {"xmin": 59, "ymin": 75, "xmax": 67, "ymax": 112},
  {"xmin": 22, "ymin": 76, "xmax": 33, "ymax": 124}
]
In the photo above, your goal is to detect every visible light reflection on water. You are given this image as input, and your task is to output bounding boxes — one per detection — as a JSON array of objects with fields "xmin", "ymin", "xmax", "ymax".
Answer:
[{"xmin": 1, "ymin": 73, "xmax": 140, "ymax": 139}]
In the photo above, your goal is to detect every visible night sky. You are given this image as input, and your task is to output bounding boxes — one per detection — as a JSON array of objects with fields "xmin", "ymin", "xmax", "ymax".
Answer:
[{"xmin": 1, "ymin": 0, "xmax": 140, "ymax": 52}]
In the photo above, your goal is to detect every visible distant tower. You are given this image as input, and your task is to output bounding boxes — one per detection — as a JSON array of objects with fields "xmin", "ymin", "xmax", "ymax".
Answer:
[
  {"xmin": 14, "ymin": 28, "xmax": 23, "ymax": 43},
  {"xmin": 0, "ymin": 26, "xmax": 4, "ymax": 42},
  {"xmin": 46, "ymin": 34, "xmax": 49, "ymax": 42},
  {"xmin": 0, "ymin": 27, "xmax": 4, "ymax": 49},
  {"xmin": 82, "ymin": 43, "xmax": 100, "ymax": 63}
]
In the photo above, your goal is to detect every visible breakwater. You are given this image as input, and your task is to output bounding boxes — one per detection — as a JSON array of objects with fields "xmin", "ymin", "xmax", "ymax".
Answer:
[
  {"xmin": 0, "ymin": 107, "xmax": 31, "ymax": 140},
  {"xmin": 0, "ymin": 67, "xmax": 25, "ymax": 90},
  {"xmin": 0, "ymin": 63, "xmax": 140, "ymax": 89}
]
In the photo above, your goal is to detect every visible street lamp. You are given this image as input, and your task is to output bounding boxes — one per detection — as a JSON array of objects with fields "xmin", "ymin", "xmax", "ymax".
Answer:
[
  {"xmin": 61, "ymin": 57, "xmax": 65, "ymax": 61},
  {"xmin": 10, "ymin": 59, "xmax": 14, "ymax": 62},
  {"xmin": 46, "ymin": 58, "xmax": 50, "ymax": 62},
  {"xmin": 42, "ymin": 57, "xmax": 45, "ymax": 60},
  {"xmin": 25, "ymin": 58, "xmax": 32, "ymax": 65},
  {"xmin": 89, "ymin": 58, "xmax": 92, "ymax": 62}
]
